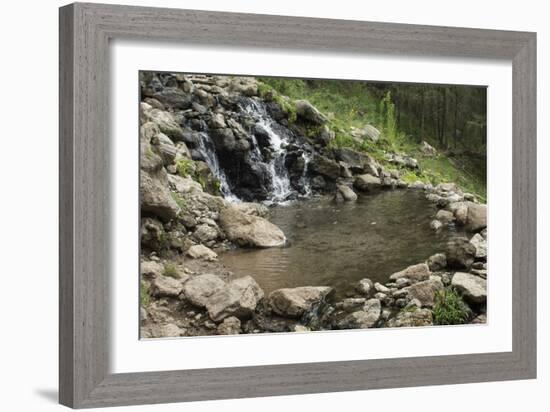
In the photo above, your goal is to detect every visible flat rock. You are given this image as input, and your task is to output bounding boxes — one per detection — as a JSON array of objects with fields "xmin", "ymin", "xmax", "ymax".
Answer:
[
  {"xmin": 219, "ymin": 206, "xmax": 286, "ymax": 248},
  {"xmin": 451, "ymin": 272, "xmax": 487, "ymax": 303},
  {"xmin": 183, "ymin": 274, "xmax": 225, "ymax": 308},
  {"xmin": 150, "ymin": 275, "xmax": 187, "ymax": 298},
  {"xmin": 268, "ymin": 286, "xmax": 334, "ymax": 318},
  {"xmin": 186, "ymin": 244, "xmax": 218, "ymax": 261}
]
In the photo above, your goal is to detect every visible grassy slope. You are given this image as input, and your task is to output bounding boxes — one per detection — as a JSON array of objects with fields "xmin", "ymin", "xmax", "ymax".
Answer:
[{"xmin": 260, "ymin": 78, "xmax": 486, "ymax": 201}]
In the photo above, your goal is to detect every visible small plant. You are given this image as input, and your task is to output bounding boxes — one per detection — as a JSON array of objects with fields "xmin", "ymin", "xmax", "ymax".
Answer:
[
  {"xmin": 433, "ymin": 287, "xmax": 472, "ymax": 325},
  {"xmin": 175, "ymin": 158, "xmax": 194, "ymax": 177},
  {"xmin": 162, "ymin": 263, "xmax": 181, "ymax": 279},
  {"xmin": 140, "ymin": 281, "xmax": 150, "ymax": 307}
]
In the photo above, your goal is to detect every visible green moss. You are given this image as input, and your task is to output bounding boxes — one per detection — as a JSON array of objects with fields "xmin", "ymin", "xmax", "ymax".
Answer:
[
  {"xmin": 433, "ymin": 287, "xmax": 472, "ymax": 325},
  {"xmin": 140, "ymin": 281, "xmax": 150, "ymax": 307},
  {"xmin": 162, "ymin": 263, "xmax": 181, "ymax": 279}
]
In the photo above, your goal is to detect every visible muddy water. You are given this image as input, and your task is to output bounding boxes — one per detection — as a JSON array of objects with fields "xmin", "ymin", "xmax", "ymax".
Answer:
[{"xmin": 221, "ymin": 190, "xmax": 463, "ymax": 298}]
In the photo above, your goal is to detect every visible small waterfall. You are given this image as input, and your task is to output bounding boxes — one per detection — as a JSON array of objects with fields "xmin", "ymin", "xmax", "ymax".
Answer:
[
  {"xmin": 299, "ymin": 151, "xmax": 313, "ymax": 197},
  {"xmin": 196, "ymin": 132, "xmax": 240, "ymax": 202},
  {"xmin": 244, "ymin": 100, "xmax": 293, "ymax": 204}
]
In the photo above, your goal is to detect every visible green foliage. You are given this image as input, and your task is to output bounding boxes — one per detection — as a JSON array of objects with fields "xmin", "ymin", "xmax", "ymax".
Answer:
[
  {"xmin": 175, "ymin": 158, "xmax": 194, "ymax": 177},
  {"xmin": 433, "ymin": 287, "xmax": 472, "ymax": 325},
  {"xmin": 162, "ymin": 263, "xmax": 181, "ymax": 279},
  {"xmin": 379, "ymin": 91, "xmax": 398, "ymax": 142},
  {"xmin": 257, "ymin": 81, "xmax": 297, "ymax": 123},
  {"xmin": 140, "ymin": 281, "xmax": 150, "ymax": 307}
]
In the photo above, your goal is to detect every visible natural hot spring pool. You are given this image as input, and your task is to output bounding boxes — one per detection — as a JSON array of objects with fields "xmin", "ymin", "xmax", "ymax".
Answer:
[{"xmin": 221, "ymin": 189, "xmax": 465, "ymax": 298}]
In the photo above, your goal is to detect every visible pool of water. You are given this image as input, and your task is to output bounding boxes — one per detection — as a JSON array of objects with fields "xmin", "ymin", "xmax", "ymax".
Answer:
[{"xmin": 221, "ymin": 190, "xmax": 463, "ymax": 298}]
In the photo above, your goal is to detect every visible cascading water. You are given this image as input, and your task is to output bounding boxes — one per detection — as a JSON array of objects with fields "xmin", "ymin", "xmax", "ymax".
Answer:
[
  {"xmin": 243, "ymin": 100, "xmax": 294, "ymax": 204},
  {"xmin": 195, "ymin": 131, "xmax": 240, "ymax": 202}
]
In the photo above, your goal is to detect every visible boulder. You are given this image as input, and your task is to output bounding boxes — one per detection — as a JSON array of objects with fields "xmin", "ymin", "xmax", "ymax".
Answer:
[
  {"xmin": 151, "ymin": 87, "xmax": 193, "ymax": 109},
  {"xmin": 355, "ymin": 278, "xmax": 374, "ymax": 295},
  {"xmin": 268, "ymin": 286, "xmax": 334, "ymax": 318},
  {"xmin": 217, "ymin": 316, "xmax": 242, "ymax": 335},
  {"xmin": 145, "ymin": 109, "xmax": 185, "ymax": 141},
  {"xmin": 309, "ymin": 154, "xmax": 341, "ymax": 180},
  {"xmin": 155, "ymin": 133, "xmax": 177, "ymax": 165},
  {"xmin": 183, "ymin": 274, "xmax": 225, "ymax": 308},
  {"xmin": 389, "ymin": 263, "xmax": 431, "ymax": 283},
  {"xmin": 333, "ymin": 148, "xmax": 369, "ymax": 172},
  {"xmin": 337, "ymin": 299, "xmax": 381, "ymax": 329},
  {"xmin": 140, "ymin": 217, "xmax": 166, "ymax": 250},
  {"xmin": 168, "ymin": 174, "xmax": 203, "ymax": 194},
  {"xmin": 150, "ymin": 275, "xmax": 187, "ymax": 298},
  {"xmin": 386, "ymin": 308, "xmax": 433, "ymax": 328},
  {"xmin": 140, "ymin": 260, "xmax": 164, "ymax": 278},
  {"xmin": 420, "ymin": 141, "xmax": 437, "ymax": 155},
  {"xmin": 209, "ymin": 113, "xmax": 227, "ymax": 129},
  {"xmin": 446, "ymin": 237, "xmax": 476, "ymax": 269},
  {"xmin": 469, "ymin": 233, "xmax": 487, "ymax": 259},
  {"xmin": 193, "ymin": 223, "xmax": 219, "ymax": 243},
  {"xmin": 140, "ymin": 171, "xmax": 180, "ymax": 221},
  {"xmin": 427, "ymin": 253, "xmax": 447, "ymax": 271},
  {"xmin": 354, "ymin": 174, "xmax": 381, "ymax": 192},
  {"xmin": 336, "ymin": 185, "xmax": 358, "ymax": 202},
  {"xmin": 451, "ymin": 272, "xmax": 487, "ymax": 303},
  {"xmin": 466, "ymin": 202, "xmax": 487, "ymax": 232},
  {"xmin": 451, "ymin": 202, "xmax": 469, "ymax": 226},
  {"xmin": 294, "ymin": 100, "xmax": 326, "ymax": 125},
  {"xmin": 186, "ymin": 244, "xmax": 218, "ymax": 261},
  {"xmin": 219, "ymin": 206, "xmax": 286, "ymax": 248},
  {"xmin": 362, "ymin": 125, "xmax": 381, "ymax": 143},
  {"xmin": 403, "ymin": 277, "xmax": 444, "ymax": 308},
  {"xmin": 206, "ymin": 276, "xmax": 264, "ymax": 321},
  {"xmin": 435, "ymin": 209, "xmax": 455, "ymax": 224},
  {"xmin": 436, "ymin": 182, "xmax": 459, "ymax": 193}
]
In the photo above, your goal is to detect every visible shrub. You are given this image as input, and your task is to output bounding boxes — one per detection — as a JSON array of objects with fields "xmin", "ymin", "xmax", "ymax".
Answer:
[
  {"xmin": 175, "ymin": 158, "xmax": 194, "ymax": 177},
  {"xmin": 433, "ymin": 287, "xmax": 472, "ymax": 325}
]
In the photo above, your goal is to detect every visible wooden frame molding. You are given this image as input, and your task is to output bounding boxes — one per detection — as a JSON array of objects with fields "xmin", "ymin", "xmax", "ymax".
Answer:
[{"xmin": 59, "ymin": 2, "xmax": 536, "ymax": 408}]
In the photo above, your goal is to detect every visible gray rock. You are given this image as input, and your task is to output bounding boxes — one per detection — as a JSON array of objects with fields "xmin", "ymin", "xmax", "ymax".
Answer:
[
  {"xmin": 309, "ymin": 154, "xmax": 341, "ymax": 180},
  {"xmin": 186, "ymin": 244, "xmax": 218, "ymax": 261},
  {"xmin": 469, "ymin": 233, "xmax": 487, "ymax": 259},
  {"xmin": 144, "ymin": 108, "xmax": 185, "ymax": 141},
  {"xmin": 427, "ymin": 253, "xmax": 447, "ymax": 271},
  {"xmin": 389, "ymin": 263, "xmax": 431, "ymax": 283},
  {"xmin": 219, "ymin": 206, "xmax": 286, "ymax": 248},
  {"xmin": 217, "ymin": 316, "xmax": 242, "ymax": 335},
  {"xmin": 268, "ymin": 286, "xmax": 334, "ymax": 318},
  {"xmin": 150, "ymin": 274, "xmax": 187, "ymax": 298},
  {"xmin": 387, "ymin": 308, "xmax": 433, "ymax": 328},
  {"xmin": 355, "ymin": 278, "xmax": 374, "ymax": 295},
  {"xmin": 140, "ymin": 260, "xmax": 164, "ymax": 278},
  {"xmin": 466, "ymin": 202, "xmax": 487, "ymax": 232},
  {"xmin": 183, "ymin": 274, "xmax": 225, "ymax": 308},
  {"xmin": 354, "ymin": 174, "xmax": 381, "ymax": 192},
  {"xmin": 206, "ymin": 276, "xmax": 264, "ymax": 321},
  {"xmin": 430, "ymin": 219, "xmax": 443, "ymax": 231},
  {"xmin": 403, "ymin": 277, "xmax": 444, "ymax": 308},
  {"xmin": 140, "ymin": 170, "xmax": 180, "ymax": 221},
  {"xmin": 435, "ymin": 209, "xmax": 455, "ymax": 224},
  {"xmin": 451, "ymin": 272, "xmax": 487, "ymax": 303},
  {"xmin": 209, "ymin": 113, "xmax": 226, "ymax": 129},
  {"xmin": 193, "ymin": 223, "xmax": 219, "ymax": 243},
  {"xmin": 295, "ymin": 100, "xmax": 326, "ymax": 125},
  {"xmin": 337, "ymin": 299, "xmax": 381, "ymax": 329},
  {"xmin": 446, "ymin": 237, "xmax": 476, "ymax": 269},
  {"xmin": 336, "ymin": 185, "xmax": 358, "ymax": 202},
  {"xmin": 374, "ymin": 282, "xmax": 391, "ymax": 293}
]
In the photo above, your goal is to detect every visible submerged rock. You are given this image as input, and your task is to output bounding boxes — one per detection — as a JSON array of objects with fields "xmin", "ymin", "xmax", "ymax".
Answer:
[
  {"xmin": 219, "ymin": 206, "xmax": 286, "ymax": 248},
  {"xmin": 336, "ymin": 184, "xmax": 358, "ymax": 202},
  {"xmin": 389, "ymin": 263, "xmax": 431, "ymax": 283},
  {"xmin": 268, "ymin": 286, "xmax": 334, "ymax": 318},
  {"xmin": 446, "ymin": 237, "xmax": 476, "ymax": 269}
]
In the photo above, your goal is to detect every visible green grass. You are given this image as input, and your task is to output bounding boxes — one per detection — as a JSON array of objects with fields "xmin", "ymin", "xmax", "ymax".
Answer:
[
  {"xmin": 140, "ymin": 281, "xmax": 150, "ymax": 307},
  {"xmin": 433, "ymin": 287, "xmax": 472, "ymax": 325},
  {"xmin": 175, "ymin": 158, "xmax": 194, "ymax": 177},
  {"xmin": 162, "ymin": 263, "xmax": 181, "ymax": 279}
]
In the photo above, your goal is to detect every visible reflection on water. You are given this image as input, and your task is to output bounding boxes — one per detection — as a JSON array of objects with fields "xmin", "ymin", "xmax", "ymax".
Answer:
[{"xmin": 221, "ymin": 190, "xmax": 463, "ymax": 298}]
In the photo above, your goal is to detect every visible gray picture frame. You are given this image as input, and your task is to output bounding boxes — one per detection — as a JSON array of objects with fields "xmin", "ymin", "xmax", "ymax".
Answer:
[{"xmin": 59, "ymin": 2, "xmax": 537, "ymax": 409}]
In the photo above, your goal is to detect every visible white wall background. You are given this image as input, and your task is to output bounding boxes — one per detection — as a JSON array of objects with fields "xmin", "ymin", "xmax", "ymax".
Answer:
[{"xmin": 0, "ymin": 0, "xmax": 546, "ymax": 411}]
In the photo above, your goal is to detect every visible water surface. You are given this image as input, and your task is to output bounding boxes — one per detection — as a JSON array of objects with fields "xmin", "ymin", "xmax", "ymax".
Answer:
[{"xmin": 221, "ymin": 190, "xmax": 462, "ymax": 298}]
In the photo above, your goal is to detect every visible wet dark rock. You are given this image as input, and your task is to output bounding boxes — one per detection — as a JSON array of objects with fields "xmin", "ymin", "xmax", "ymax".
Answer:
[{"xmin": 446, "ymin": 237, "xmax": 476, "ymax": 269}]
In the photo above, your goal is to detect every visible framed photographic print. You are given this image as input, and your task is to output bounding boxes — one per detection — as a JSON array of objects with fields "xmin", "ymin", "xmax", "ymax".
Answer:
[{"xmin": 59, "ymin": 2, "xmax": 536, "ymax": 408}]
